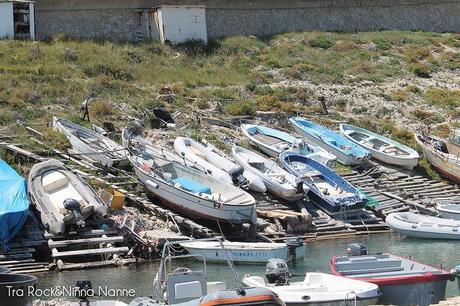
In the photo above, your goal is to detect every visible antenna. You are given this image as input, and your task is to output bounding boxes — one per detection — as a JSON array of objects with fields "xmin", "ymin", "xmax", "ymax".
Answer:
[{"xmin": 216, "ymin": 221, "xmax": 245, "ymax": 294}]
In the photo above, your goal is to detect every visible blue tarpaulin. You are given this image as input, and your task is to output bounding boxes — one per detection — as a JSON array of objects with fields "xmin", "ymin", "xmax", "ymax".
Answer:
[
  {"xmin": 172, "ymin": 177, "xmax": 211, "ymax": 195},
  {"xmin": 0, "ymin": 160, "xmax": 29, "ymax": 250}
]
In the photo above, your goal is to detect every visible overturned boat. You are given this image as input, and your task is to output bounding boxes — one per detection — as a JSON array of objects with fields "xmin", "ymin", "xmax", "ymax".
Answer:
[
  {"xmin": 280, "ymin": 151, "xmax": 366, "ymax": 216},
  {"xmin": 28, "ymin": 159, "xmax": 108, "ymax": 235},
  {"xmin": 174, "ymin": 137, "xmax": 266, "ymax": 193},
  {"xmin": 331, "ymin": 243, "xmax": 452, "ymax": 306},
  {"xmin": 241, "ymin": 124, "xmax": 335, "ymax": 166},
  {"xmin": 180, "ymin": 238, "xmax": 306, "ymax": 264},
  {"xmin": 415, "ymin": 129, "xmax": 460, "ymax": 184},
  {"xmin": 386, "ymin": 212, "xmax": 460, "ymax": 240},
  {"xmin": 127, "ymin": 142, "xmax": 257, "ymax": 224},
  {"xmin": 340, "ymin": 123, "xmax": 419, "ymax": 169},
  {"xmin": 232, "ymin": 146, "xmax": 306, "ymax": 202},
  {"xmin": 289, "ymin": 118, "xmax": 371, "ymax": 165},
  {"xmin": 53, "ymin": 116, "xmax": 127, "ymax": 168},
  {"xmin": 243, "ymin": 258, "xmax": 379, "ymax": 306},
  {"xmin": 0, "ymin": 160, "xmax": 29, "ymax": 249}
]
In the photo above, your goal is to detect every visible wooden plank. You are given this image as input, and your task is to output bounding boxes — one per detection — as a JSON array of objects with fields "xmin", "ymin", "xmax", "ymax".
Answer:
[
  {"xmin": 12, "ymin": 268, "xmax": 49, "ymax": 274},
  {"xmin": 48, "ymin": 236, "xmax": 125, "ymax": 248},
  {"xmin": 52, "ymin": 247, "xmax": 129, "ymax": 258},
  {"xmin": 57, "ymin": 258, "xmax": 137, "ymax": 271}
]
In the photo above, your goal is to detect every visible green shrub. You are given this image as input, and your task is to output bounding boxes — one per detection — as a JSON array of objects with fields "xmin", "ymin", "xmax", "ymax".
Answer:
[
  {"xmin": 224, "ymin": 100, "xmax": 257, "ymax": 116},
  {"xmin": 425, "ymin": 88, "xmax": 460, "ymax": 107},
  {"xmin": 372, "ymin": 38, "xmax": 392, "ymax": 51},
  {"xmin": 309, "ymin": 35, "xmax": 334, "ymax": 49},
  {"xmin": 196, "ymin": 99, "xmax": 210, "ymax": 109},
  {"xmin": 409, "ymin": 62, "xmax": 431, "ymax": 78}
]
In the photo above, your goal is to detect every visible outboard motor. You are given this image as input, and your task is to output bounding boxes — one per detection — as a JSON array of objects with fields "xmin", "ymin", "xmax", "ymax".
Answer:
[
  {"xmin": 63, "ymin": 198, "xmax": 85, "ymax": 229},
  {"xmin": 287, "ymin": 237, "xmax": 304, "ymax": 263},
  {"xmin": 266, "ymin": 258, "xmax": 290, "ymax": 285},
  {"xmin": 346, "ymin": 243, "xmax": 368, "ymax": 256},
  {"xmin": 435, "ymin": 140, "xmax": 448, "ymax": 153},
  {"xmin": 228, "ymin": 167, "xmax": 248, "ymax": 188}
]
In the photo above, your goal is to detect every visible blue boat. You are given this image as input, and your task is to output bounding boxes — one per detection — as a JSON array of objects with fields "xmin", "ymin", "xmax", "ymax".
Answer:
[
  {"xmin": 279, "ymin": 151, "xmax": 366, "ymax": 216},
  {"xmin": 289, "ymin": 118, "xmax": 371, "ymax": 165},
  {"xmin": 0, "ymin": 160, "xmax": 29, "ymax": 249}
]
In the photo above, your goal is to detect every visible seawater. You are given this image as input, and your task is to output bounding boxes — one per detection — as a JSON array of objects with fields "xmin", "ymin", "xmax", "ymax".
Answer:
[{"xmin": 36, "ymin": 233, "xmax": 460, "ymax": 303}]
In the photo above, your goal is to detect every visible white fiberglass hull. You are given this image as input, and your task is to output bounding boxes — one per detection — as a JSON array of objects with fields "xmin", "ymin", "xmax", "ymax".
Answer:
[
  {"xmin": 242, "ymin": 273, "xmax": 380, "ymax": 306},
  {"xmin": 386, "ymin": 212, "xmax": 460, "ymax": 240},
  {"xmin": 180, "ymin": 241, "xmax": 306, "ymax": 263},
  {"xmin": 340, "ymin": 124, "xmax": 419, "ymax": 170},
  {"xmin": 132, "ymin": 160, "xmax": 256, "ymax": 224}
]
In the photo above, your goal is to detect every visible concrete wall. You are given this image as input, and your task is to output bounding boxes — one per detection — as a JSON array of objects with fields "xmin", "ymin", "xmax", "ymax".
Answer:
[
  {"xmin": 35, "ymin": 0, "xmax": 460, "ymax": 41},
  {"xmin": 0, "ymin": 2, "xmax": 14, "ymax": 39}
]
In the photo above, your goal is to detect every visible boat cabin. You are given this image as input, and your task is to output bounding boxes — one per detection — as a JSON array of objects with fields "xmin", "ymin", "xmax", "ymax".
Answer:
[{"xmin": 449, "ymin": 129, "xmax": 460, "ymax": 150}]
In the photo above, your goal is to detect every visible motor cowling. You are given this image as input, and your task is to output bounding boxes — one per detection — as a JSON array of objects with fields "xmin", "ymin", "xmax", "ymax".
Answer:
[
  {"xmin": 346, "ymin": 243, "xmax": 368, "ymax": 256},
  {"xmin": 266, "ymin": 258, "xmax": 290, "ymax": 285},
  {"xmin": 287, "ymin": 237, "xmax": 304, "ymax": 263}
]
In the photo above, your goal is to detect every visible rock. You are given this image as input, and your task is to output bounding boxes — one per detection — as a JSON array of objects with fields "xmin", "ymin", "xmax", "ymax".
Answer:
[{"xmin": 367, "ymin": 42, "xmax": 377, "ymax": 51}]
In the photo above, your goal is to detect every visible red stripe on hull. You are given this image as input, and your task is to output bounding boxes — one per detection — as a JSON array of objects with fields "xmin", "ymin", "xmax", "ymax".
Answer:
[{"xmin": 431, "ymin": 164, "xmax": 460, "ymax": 184}]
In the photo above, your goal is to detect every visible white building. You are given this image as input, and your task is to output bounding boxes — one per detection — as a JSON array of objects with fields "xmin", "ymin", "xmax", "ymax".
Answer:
[{"xmin": 0, "ymin": 0, "xmax": 35, "ymax": 39}]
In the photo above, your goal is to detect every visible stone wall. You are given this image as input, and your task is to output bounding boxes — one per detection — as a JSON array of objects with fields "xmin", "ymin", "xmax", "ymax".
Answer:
[
  {"xmin": 35, "ymin": 9, "xmax": 142, "ymax": 41},
  {"xmin": 206, "ymin": 0, "xmax": 460, "ymax": 38},
  {"xmin": 35, "ymin": 0, "xmax": 460, "ymax": 41}
]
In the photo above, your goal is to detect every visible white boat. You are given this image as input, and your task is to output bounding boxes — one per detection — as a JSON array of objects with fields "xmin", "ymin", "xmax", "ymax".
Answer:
[
  {"xmin": 386, "ymin": 212, "xmax": 460, "ymax": 240},
  {"xmin": 289, "ymin": 118, "xmax": 371, "ymax": 165},
  {"xmin": 121, "ymin": 128, "xmax": 182, "ymax": 163},
  {"xmin": 127, "ymin": 142, "xmax": 257, "ymax": 224},
  {"xmin": 340, "ymin": 124, "xmax": 419, "ymax": 169},
  {"xmin": 53, "ymin": 116, "xmax": 127, "ymax": 168},
  {"xmin": 240, "ymin": 124, "xmax": 336, "ymax": 166},
  {"xmin": 28, "ymin": 159, "xmax": 108, "ymax": 235},
  {"xmin": 243, "ymin": 259, "xmax": 379, "ymax": 306},
  {"xmin": 415, "ymin": 130, "xmax": 460, "ymax": 184},
  {"xmin": 180, "ymin": 240, "xmax": 306, "ymax": 263},
  {"xmin": 436, "ymin": 203, "xmax": 460, "ymax": 220},
  {"xmin": 232, "ymin": 146, "xmax": 307, "ymax": 201},
  {"xmin": 174, "ymin": 137, "xmax": 266, "ymax": 193}
]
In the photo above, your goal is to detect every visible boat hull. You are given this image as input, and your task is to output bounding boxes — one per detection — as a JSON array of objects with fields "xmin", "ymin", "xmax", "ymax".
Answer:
[
  {"xmin": 283, "ymin": 297, "xmax": 378, "ymax": 306},
  {"xmin": 291, "ymin": 125, "xmax": 365, "ymax": 166},
  {"xmin": 415, "ymin": 135, "xmax": 460, "ymax": 184},
  {"xmin": 181, "ymin": 244, "xmax": 306, "ymax": 263},
  {"xmin": 377, "ymin": 280, "xmax": 447, "ymax": 306},
  {"xmin": 386, "ymin": 212, "xmax": 460, "ymax": 240},
  {"xmin": 134, "ymin": 167, "xmax": 256, "ymax": 224},
  {"xmin": 437, "ymin": 210, "xmax": 460, "ymax": 221},
  {"xmin": 340, "ymin": 124, "xmax": 419, "ymax": 170}
]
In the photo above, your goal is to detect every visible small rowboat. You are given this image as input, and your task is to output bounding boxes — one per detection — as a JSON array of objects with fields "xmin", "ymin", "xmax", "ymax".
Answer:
[
  {"xmin": 28, "ymin": 159, "xmax": 108, "ymax": 235},
  {"xmin": 340, "ymin": 124, "xmax": 419, "ymax": 169},
  {"xmin": 174, "ymin": 137, "xmax": 266, "ymax": 193},
  {"xmin": 280, "ymin": 151, "xmax": 366, "ymax": 216},
  {"xmin": 240, "ymin": 124, "xmax": 336, "ymax": 166},
  {"xmin": 53, "ymin": 116, "xmax": 127, "ymax": 168},
  {"xmin": 386, "ymin": 212, "xmax": 460, "ymax": 240},
  {"xmin": 232, "ymin": 146, "xmax": 307, "ymax": 201},
  {"xmin": 0, "ymin": 160, "xmax": 29, "ymax": 248},
  {"xmin": 436, "ymin": 203, "xmax": 460, "ymax": 220},
  {"xmin": 331, "ymin": 246, "xmax": 452, "ymax": 305},
  {"xmin": 180, "ymin": 240, "xmax": 306, "ymax": 263},
  {"xmin": 415, "ymin": 130, "xmax": 460, "ymax": 184},
  {"xmin": 289, "ymin": 118, "xmax": 371, "ymax": 165},
  {"xmin": 127, "ymin": 142, "xmax": 257, "ymax": 224}
]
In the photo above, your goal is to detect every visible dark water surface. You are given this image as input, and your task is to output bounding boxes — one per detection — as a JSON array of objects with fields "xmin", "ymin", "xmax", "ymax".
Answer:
[{"xmin": 36, "ymin": 233, "xmax": 460, "ymax": 303}]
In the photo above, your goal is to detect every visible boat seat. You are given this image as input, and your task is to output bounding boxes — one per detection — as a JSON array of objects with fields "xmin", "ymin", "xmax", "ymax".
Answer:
[
  {"xmin": 340, "ymin": 266, "xmax": 404, "ymax": 276},
  {"xmin": 303, "ymin": 273, "xmax": 324, "ymax": 287},
  {"xmin": 42, "ymin": 171, "xmax": 69, "ymax": 193},
  {"xmin": 335, "ymin": 259, "xmax": 402, "ymax": 271}
]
